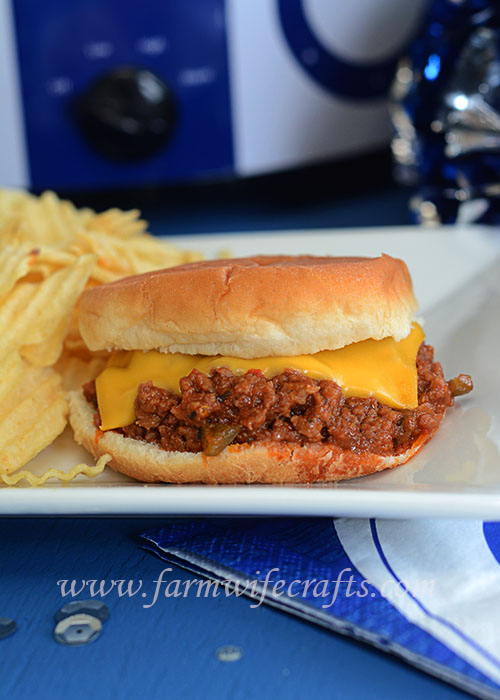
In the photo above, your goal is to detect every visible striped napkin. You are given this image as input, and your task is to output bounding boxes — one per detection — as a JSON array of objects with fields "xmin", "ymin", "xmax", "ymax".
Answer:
[{"xmin": 142, "ymin": 517, "xmax": 500, "ymax": 700}]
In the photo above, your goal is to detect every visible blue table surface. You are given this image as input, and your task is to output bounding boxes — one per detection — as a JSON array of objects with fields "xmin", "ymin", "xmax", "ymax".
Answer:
[
  {"xmin": 1, "ymin": 519, "xmax": 472, "ymax": 700},
  {"xmin": 0, "ymin": 186, "xmax": 473, "ymax": 700}
]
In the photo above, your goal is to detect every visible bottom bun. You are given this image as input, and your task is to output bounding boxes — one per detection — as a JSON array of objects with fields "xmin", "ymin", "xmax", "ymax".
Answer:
[{"xmin": 68, "ymin": 390, "xmax": 432, "ymax": 484}]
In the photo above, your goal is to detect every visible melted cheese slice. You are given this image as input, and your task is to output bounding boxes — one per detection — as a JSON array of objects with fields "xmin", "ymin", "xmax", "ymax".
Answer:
[{"xmin": 95, "ymin": 324, "xmax": 424, "ymax": 430}]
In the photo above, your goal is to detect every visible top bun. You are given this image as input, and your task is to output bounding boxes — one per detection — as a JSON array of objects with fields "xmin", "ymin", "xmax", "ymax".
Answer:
[{"xmin": 78, "ymin": 255, "xmax": 418, "ymax": 358}]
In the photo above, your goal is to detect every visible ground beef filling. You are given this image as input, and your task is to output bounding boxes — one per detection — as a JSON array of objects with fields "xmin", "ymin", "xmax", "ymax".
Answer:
[{"xmin": 83, "ymin": 343, "xmax": 471, "ymax": 457}]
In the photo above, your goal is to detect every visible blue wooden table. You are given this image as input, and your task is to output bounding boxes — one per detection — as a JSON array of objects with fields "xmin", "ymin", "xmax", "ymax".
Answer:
[
  {"xmin": 1, "ymin": 518, "xmax": 471, "ymax": 700},
  {"xmin": 0, "ymin": 185, "xmax": 474, "ymax": 699}
]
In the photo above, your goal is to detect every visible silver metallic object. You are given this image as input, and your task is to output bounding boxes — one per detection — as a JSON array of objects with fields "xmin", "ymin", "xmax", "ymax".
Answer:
[
  {"xmin": 53, "ymin": 613, "xmax": 102, "ymax": 646},
  {"xmin": 0, "ymin": 617, "xmax": 17, "ymax": 640},
  {"xmin": 54, "ymin": 600, "xmax": 110, "ymax": 623},
  {"xmin": 216, "ymin": 645, "xmax": 243, "ymax": 662},
  {"xmin": 391, "ymin": 7, "xmax": 500, "ymax": 225}
]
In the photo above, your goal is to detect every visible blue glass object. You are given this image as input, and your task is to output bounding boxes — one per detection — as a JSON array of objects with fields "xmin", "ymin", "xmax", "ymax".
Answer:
[{"xmin": 391, "ymin": 0, "xmax": 500, "ymax": 224}]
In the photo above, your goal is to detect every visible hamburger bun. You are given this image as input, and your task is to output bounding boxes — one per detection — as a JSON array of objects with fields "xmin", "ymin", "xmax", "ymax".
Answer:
[
  {"xmin": 68, "ymin": 254, "xmax": 455, "ymax": 485},
  {"xmin": 68, "ymin": 389, "xmax": 431, "ymax": 484},
  {"xmin": 78, "ymin": 254, "xmax": 417, "ymax": 358}
]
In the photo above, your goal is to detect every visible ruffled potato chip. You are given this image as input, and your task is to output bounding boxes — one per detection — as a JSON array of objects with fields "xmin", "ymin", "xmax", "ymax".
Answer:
[
  {"xmin": 0, "ymin": 188, "xmax": 200, "ymax": 485},
  {"xmin": 0, "ymin": 454, "xmax": 110, "ymax": 486},
  {"xmin": 0, "ymin": 245, "xmax": 39, "ymax": 299},
  {"xmin": 55, "ymin": 353, "xmax": 108, "ymax": 391},
  {"xmin": 0, "ymin": 362, "xmax": 67, "ymax": 474}
]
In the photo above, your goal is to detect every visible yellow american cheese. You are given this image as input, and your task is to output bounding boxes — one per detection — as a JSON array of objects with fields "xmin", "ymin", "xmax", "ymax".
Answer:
[{"xmin": 95, "ymin": 324, "xmax": 425, "ymax": 430}]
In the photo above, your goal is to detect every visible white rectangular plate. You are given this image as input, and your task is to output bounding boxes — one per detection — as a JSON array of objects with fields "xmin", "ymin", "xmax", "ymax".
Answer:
[{"xmin": 3, "ymin": 226, "xmax": 500, "ymax": 518}]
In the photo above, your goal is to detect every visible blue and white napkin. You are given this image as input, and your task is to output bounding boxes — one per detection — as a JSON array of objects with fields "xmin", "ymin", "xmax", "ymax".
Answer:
[{"xmin": 141, "ymin": 518, "xmax": 500, "ymax": 700}]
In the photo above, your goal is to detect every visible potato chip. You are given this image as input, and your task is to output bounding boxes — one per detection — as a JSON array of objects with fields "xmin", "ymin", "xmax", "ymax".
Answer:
[
  {"xmin": 19, "ymin": 191, "xmax": 84, "ymax": 245},
  {"xmin": 0, "ymin": 396, "xmax": 68, "ymax": 474},
  {"xmin": 55, "ymin": 354, "xmax": 108, "ymax": 391},
  {"xmin": 89, "ymin": 207, "xmax": 147, "ymax": 238},
  {"xmin": 0, "ymin": 454, "xmax": 111, "ymax": 486},
  {"xmin": 61, "ymin": 306, "xmax": 110, "ymax": 360},
  {"xmin": 0, "ymin": 351, "xmax": 24, "ymax": 405},
  {"xmin": 0, "ymin": 187, "xmax": 32, "ymax": 214},
  {"xmin": 28, "ymin": 248, "xmax": 78, "ymax": 277},
  {"xmin": 63, "ymin": 334, "xmax": 96, "ymax": 358},
  {"xmin": 0, "ymin": 359, "xmax": 51, "ymax": 420},
  {"xmin": 0, "ymin": 187, "xmax": 201, "ymax": 485},
  {"xmin": 0, "ymin": 364, "xmax": 67, "ymax": 475},
  {"xmin": 21, "ymin": 315, "xmax": 70, "ymax": 367},
  {"xmin": 0, "ymin": 254, "xmax": 95, "ymax": 359},
  {"xmin": 0, "ymin": 245, "xmax": 39, "ymax": 299},
  {"xmin": 76, "ymin": 230, "xmax": 201, "ymax": 281}
]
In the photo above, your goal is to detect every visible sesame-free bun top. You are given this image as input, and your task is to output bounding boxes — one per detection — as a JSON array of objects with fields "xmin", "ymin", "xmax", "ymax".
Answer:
[{"xmin": 78, "ymin": 254, "xmax": 418, "ymax": 358}]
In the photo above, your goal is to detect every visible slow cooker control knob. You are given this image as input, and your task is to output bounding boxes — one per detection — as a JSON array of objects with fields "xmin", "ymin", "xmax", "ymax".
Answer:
[{"xmin": 74, "ymin": 67, "xmax": 175, "ymax": 160}]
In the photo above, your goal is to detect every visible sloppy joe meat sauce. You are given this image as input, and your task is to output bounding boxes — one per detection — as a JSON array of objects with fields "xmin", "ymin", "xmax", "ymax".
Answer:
[{"xmin": 83, "ymin": 343, "xmax": 472, "ymax": 457}]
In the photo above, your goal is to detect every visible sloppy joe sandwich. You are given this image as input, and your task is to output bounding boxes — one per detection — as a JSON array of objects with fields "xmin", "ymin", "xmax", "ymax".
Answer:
[{"xmin": 68, "ymin": 255, "xmax": 472, "ymax": 483}]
